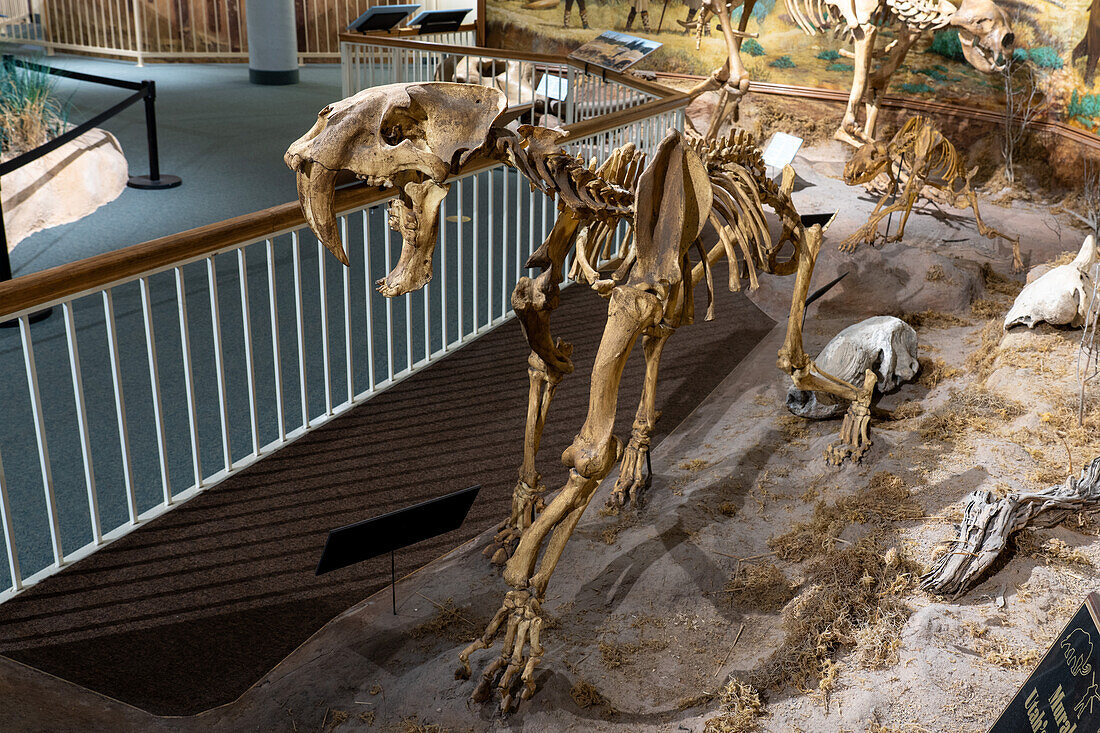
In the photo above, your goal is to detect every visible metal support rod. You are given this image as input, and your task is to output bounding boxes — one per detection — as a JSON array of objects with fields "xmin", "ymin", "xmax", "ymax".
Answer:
[{"xmin": 391, "ymin": 550, "xmax": 397, "ymax": 615}]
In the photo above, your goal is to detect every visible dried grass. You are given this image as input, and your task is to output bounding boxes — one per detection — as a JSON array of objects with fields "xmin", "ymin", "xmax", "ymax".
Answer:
[
  {"xmin": 1015, "ymin": 531, "xmax": 1093, "ymax": 567},
  {"xmin": 399, "ymin": 716, "xmax": 449, "ymax": 733},
  {"xmin": 770, "ymin": 473, "xmax": 922, "ymax": 562},
  {"xmin": 981, "ymin": 262, "xmax": 1024, "ymax": 298},
  {"xmin": 718, "ymin": 502, "xmax": 739, "ymax": 517},
  {"xmin": 971, "ymin": 298, "xmax": 1005, "ymax": 320},
  {"xmin": 980, "ymin": 637, "xmax": 1043, "ymax": 669},
  {"xmin": 703, "ymin": 681, "xmax": 766, "ymax": 733},
  {"xmin": 902, "ymin": 311, "xmax": 971, "ymax": 330},
  {"xmin": 570, "ymin": 679, "xmax": 611, "ymax": 712},
  {"xmin": 918, "ymin": 388, "xmax": 1025, "ymax": 446},
  {"xmin": 747, "ymin": 536, "xmax": 920, "ymax": 695},
  {"xmin": 966, "ymin": 319, "xmax": 1004, "ymax": 380},
  {"xmin": 409, "ymin": 598, "xmax": 478, "ymax": 643},
  {"xmin": 725, "ymin": 562, "xmax": 797, "ymax": 612},
  {"xmin": 598, "ymin": 638, "xmax": 668, "ymax": 669},
  {"xmin": 732, "ymin": 470, "xmax": 924, "ymax": 702},
  {"xmin": 916, "ymin": 357, "xmax": 961, "ymax": 390},
  {"xmin": 1013, "ymin": 389, "xmax": 1100, "ymax": 488},
  {"xmin": 925, "ymin": 265, "xmax": 946, "ymax": 282}
]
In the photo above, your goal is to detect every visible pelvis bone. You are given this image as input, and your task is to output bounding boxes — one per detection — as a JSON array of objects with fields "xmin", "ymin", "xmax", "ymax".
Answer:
[
  {"xmin": 1004, "ymin": 235, "xmax": 1098, "ymax": 330},
  {"xmin": 285, "ymin": 82, "xmax": 509, "ymax": 296},
  {"xmin": 787, "ymin": 316, "xmax": 919, "ymax": 419}
]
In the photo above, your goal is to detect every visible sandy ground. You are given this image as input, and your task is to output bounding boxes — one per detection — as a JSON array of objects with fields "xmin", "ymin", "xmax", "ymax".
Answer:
[{"xmin": 2, "ymin": 133, "xmax": 1097, "ymax": 733}]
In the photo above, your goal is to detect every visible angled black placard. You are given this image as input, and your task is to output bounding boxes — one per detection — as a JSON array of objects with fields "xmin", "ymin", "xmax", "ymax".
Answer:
[
  {"xmin": 347, "ymin": 4, "xmax": 421, "ymax": 33},
  {"xmin": 800, "ymin": 212, "xmax": 837, "ymax": 231},
  {"xmin": 990, "ymin": 592, "xmax": 1100, "ymax": 732},
  {"xmin": 315, "ymin": 485, "xmax": 480, "ymax": 575},
  {"xmin": 408, "ymin": 8, "xmax": 470, "ymax": 34}
]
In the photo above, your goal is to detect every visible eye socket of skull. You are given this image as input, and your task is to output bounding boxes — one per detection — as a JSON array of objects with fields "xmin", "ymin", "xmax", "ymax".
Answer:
[{"xmin": 379, "ymin": 97, "xmax": 428, "ymax": 147}]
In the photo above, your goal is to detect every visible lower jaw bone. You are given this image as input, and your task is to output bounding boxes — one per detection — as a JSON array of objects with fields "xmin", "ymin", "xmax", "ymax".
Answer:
[{"xmin": 377, "ymin": 179, "xmax": 451, "ymax": 297}]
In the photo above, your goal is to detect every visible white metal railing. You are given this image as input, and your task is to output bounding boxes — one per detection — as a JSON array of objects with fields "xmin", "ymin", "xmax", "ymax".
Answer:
[
  {"xmin": 2, "ymin": 0, "xmax": 471, "ymax": 63},
  {"xmin": 341, "ymin": 39, "xmax": 657, "ymax": 126},
  {"xmin": 0, "ymin": 105, "xmax": 683, "ymax": 602}
]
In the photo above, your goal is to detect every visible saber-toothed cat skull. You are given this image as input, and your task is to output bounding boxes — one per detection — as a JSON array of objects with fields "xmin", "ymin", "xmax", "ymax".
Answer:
[
  {"xmin": 285, "ymin": 82, "xmax": 508, "ymax": 296},
  {"xmin": 950, "ymin": 0, "xmax": 1015, "ymax": 73}
]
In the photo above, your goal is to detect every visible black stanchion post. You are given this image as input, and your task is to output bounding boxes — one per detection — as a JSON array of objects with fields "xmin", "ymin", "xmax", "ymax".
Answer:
[
  {"xmin": 127, "ymin": 80, "xmax": 181, "ymax": 190},
  {"xmin": 0, "ymin": 190, "xmax": 11, "ymax": 282},
  {"xmin": 0, "ymin": 181, "xmax": 53, "ymax": 326}
]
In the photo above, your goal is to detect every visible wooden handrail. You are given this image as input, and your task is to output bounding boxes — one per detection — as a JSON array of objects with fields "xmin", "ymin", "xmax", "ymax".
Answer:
[
  {"xmin": 338, "ymin": 33, "xmax": 679, "ymax": 99},
  {"xmin": 0, "ymin": 94, "xmax": 690, "ymax": 320}
]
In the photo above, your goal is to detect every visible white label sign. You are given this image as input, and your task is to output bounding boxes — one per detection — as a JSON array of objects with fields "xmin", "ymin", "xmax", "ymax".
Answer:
[
  {"xmin": 762, "ymin": 131, "xmax": 804, "ymax": 172},
  {"xmin": 536, "ymin": 74, "xmax": 569, "ymax": 102}
]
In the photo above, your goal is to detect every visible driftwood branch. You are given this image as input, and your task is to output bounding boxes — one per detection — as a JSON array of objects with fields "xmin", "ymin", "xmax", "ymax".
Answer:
[{"xmin": 922, "ymin": 456, "xmax": 1100, "ymax": 597}]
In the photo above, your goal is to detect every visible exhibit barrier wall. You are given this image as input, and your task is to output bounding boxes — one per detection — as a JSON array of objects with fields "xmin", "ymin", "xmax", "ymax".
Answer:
[
  {"xmin": 0, "ymin": 91, "xmax": 686, "ymax": 603},
  {"xmin": 340, "ymin": 33, "xmax": 660, "ymax": 122},
  {"xmin": 0, "ymin": 0, "xmax": 477, "ymax": 63}
]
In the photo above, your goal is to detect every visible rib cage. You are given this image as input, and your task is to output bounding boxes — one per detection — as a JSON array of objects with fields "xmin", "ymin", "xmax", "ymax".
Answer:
[
  {"xmin": 889, "ymin": 115, "xmax": 967, "ymax": 186},
  {"xmin": 783, "ymin": 0, "xmax": 953, "ymax": 41},
  {"xmin": 499, "ymin": 126, "xmax": 805, "ymax": 299},
  {"xmin": 687, "ymin": 129, "xmax": 804, "ymax": 289}
]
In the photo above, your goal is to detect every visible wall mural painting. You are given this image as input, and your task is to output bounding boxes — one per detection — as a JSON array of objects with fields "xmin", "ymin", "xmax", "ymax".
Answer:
[{"xmin": 486, "ymin": 0, "xmax": 1100, "ymax": 135}]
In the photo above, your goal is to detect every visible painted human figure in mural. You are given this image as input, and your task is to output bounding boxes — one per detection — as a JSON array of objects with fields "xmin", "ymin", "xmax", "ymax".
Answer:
[
  {"xmin": 563, "ymin": 0, "xmax": 589, "ymax": 29},
  {"xmin": 677, "ymin": 0, "xmax": 704, "ymax": 33},
  {"xmin": 1074, "ymin": 0, "xmax": 1100, "ymax": 85},
  {"xmin": 625, "ymin": 0, "xmax": 651, "ymax": 33}
]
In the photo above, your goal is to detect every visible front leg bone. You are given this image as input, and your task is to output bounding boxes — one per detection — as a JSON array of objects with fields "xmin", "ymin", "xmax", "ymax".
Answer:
[
  {"xmin": 608, "ymin": 324, "xmax": 674, "ymax": 509},
  {"xmin": 487, "ymin": 351, "xmax": 564, "ymax": 564},
  {"xmin": 461, "ymin": 285, "xmax": 662, "ymax": 711}
]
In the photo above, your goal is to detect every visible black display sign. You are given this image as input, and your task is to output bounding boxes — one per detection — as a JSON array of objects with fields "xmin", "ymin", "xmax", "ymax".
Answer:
[
  {"xmin": 346, "ymin": 5, "xmax": 420, "ymax": 33},
  {"xmin": 990, "ymin": 592, "xmax": 1100, "ymax": 733},
  {"xmin": 315, "ymin": 484, "xmax": 480, "ymax": 575},
  {"xmin": 408, "ymin": 9, "xmax": 471, "ymax": 34}
]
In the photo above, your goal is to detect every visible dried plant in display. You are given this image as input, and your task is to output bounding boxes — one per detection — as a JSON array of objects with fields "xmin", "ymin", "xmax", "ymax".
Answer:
[
  {"xmin": 841, "ymin": 116, "xmax": 1023, "ymax": 272},
  {"xmin": 922, "ymin": 455, "xmax": 1100, "ymax": 596},
  {"xmin": 1004, "ymin": 235, "xmax": 1097, "ymax": 330},
  {"xmin": 1080, "ymin": 256, "xmax": 1100, "ymax": 427},
  {"xmin": 287, "ymin": 81, "xmax": 879, "ymax": 712},
  {"xmin": 1000, "ymin": 43, "xmax": 1047, "ymax": 186}
]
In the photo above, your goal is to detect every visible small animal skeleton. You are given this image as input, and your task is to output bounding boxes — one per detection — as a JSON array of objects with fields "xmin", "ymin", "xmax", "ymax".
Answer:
[
  {"xmin": 922, "ymin": 455, "xmax": 1100, "ymax": 597},
  {"xmin": 841, "ymin": 116, "xmax": 1023, "ymax": 272},
  {"xmin": 286, "ymin": 81, "xmax": 878, "ymax": 712}
]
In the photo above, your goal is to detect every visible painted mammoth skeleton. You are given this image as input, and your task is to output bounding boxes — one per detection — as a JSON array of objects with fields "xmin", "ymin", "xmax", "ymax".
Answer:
[
  {"xmin": 286, "ymin": 81, "xmax": 878, "ymax": 711},
  {"xmin": 688, "ymin": 0, "xmax": 1013, "ymax": 146}
]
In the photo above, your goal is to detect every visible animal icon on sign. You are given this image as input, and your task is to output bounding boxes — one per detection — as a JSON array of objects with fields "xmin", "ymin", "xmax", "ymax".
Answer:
[
  {"xmin": 1061, "ymin": 628, "xmax": 1094, "ymax": 677},
  {"xmin": 1076, "ymin": 671, "xmax": 1100, "ymax": 718}
]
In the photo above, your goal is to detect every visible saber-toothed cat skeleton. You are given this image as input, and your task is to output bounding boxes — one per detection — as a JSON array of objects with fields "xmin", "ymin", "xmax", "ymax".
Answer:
[
  {"xmin": 685, "ymin": 0, "xmax": 1013, "ymax": 147},
  {"xmin": 286, "ymin": 81, "xmax": 877, "ymax": 711}
]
